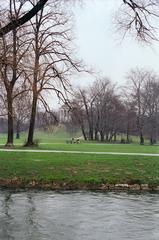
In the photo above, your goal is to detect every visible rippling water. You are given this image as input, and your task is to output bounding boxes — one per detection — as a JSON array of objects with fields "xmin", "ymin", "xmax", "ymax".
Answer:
[{"xmin": 0, "ymin": 190, "xmax": 159, "ymax": 240}]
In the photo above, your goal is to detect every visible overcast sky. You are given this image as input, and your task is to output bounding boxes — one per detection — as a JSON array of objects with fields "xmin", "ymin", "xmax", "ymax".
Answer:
[{"xmin": 71, "ymin": 0, "xmax": 159, "ymax": 87}]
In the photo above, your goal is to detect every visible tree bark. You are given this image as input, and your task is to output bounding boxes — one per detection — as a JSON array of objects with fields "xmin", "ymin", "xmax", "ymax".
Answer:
[
  {"xmin": 25, "ymin": 95, "xmax": 38, "ymax": 146},
  {"xmin": 0, "ymin": 0, "xmax": 48, "ymax": 37},
  {"xmin": 6, "ymin": 94, "xmax": 14, "ymax": 147},
  {"xmin": 25, "ymin": 19, "xmax": 39, "ymax": 147},
  {"xmin": 5, "ymin": 28, "xmax": 17, "ymax": 146}
]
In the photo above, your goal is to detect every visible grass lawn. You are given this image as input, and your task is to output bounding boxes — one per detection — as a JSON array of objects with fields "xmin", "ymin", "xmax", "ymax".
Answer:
[
  {"xmin": 0, "ymin": 142, "xmax": 159, "ymax": 154},
  {"xmin": 0, "ymin": 127, "xmax": 81, "ymax": 144},
  {"xmin": 0, "ymin": 151, "xmax": 159, "ymax": 186},
  {"xmin": 0, "ymin": 132, "xmax": 159, "ymax": 153},
  {"xmin": 0, "ymin": 131, "xmax": 159, "ymax": 154},
  {"xmin": 32, "ymin": 142, "xmax": 159, "ymax": 153},
  {"xmin": 0, "ymin": 129, "xmax": 159, "ymax": 188}
]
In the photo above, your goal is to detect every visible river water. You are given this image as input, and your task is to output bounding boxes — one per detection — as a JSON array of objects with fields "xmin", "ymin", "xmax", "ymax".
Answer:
[{"xmin": 0, "ymin": 190, "xmax": 159, "ymax": 240}]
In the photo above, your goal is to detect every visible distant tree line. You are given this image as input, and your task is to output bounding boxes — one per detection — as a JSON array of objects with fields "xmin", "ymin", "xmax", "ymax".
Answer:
[{"xmin": 70, "ymin": 69, "xmax": 159, "ymax": 145}]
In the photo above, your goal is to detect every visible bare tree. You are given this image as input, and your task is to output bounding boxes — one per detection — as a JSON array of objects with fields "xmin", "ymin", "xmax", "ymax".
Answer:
[
  {"xmin": 77, "ymin": 89, "xmax": 96, "ymax": 140},
  {"xmin": 25, "ymin": 2, "xmax": 83, "ymax": 146},
  {"xmin": 90, "ymin": 78, "xmax": 122, "ymax": 142},
  {"xmin": 127, "ymin": 68, "xmax": 150, "ymax": 144},
  {"xmin": 71, "ymin": 78, "xmax": 125, "ymax": 142},
  {"xmin": 0, "ymin": 0, "xmax": 159, "ymax": 42},
  {"xmin": 0, "ymin": 0, "xmax": 48, "ymax": 37},
  {"xmin": 122, "ymin": 97, "xmax": 137, "ymax": 143},
  {"xmin": 70, "ymin": 96, "xmax": 88, "ymax": 140},
  {"xmin": 13, "ymin": 88, "xmax": 31, "ymax": 139},
  {"xmin": 117, "ymin": 0, "xmax": 159, "ymax": 42},
  {"xmin": 0, "ymin": 82, "xmax": 7, "ymax": 117},
  {"xmin": 143, "ymin": 73, "xmax": 159, "ymax": 144},
  {"xmin": 36, "ymin": 109, "xmax": 58, "ymax": 131},
  {"xmin": 0, "ymin": 1, "xmax": 31, "ymax": 146}
]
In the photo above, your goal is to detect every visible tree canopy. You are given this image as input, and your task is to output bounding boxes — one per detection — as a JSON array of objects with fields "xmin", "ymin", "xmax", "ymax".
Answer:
[{"xmin": 0, "ymin": 0, "xmax": 159, "ymax": 42}]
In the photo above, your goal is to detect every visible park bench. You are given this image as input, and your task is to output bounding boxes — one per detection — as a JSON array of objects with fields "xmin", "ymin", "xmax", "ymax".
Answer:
[{"xmin": 66, "ymin": 138, "xmax": 80, "ymax": 144}]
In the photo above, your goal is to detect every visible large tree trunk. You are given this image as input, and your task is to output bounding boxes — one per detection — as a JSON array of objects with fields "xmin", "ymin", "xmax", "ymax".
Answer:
[
  {"xmin": 25, "ymin": 95, "xmax": 38, "ymax": 146},
  {"xmin": 5, "ymin": 28, "xmax": 17, "ymax": 147},
  {"xmin": 0, "ymin": 0, "xmax": 48, "ymax": 37},
  {"xmin": 6, "ymin": 95, "xmax": 14, "ymax": 147},
  {"xmin": 25, "ymin": 28, "xmax": 39, "ymax": 147}
]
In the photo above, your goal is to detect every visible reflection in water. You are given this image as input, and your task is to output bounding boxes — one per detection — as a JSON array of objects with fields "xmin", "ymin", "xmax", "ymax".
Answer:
[
  {"xmin": 25, "ymin": 193, "xmax": 41, "ymax": 240},
  {"xmin": 0, "ymin": 190, "xmax": 159, "ymax": 240},
  {"xmin": 0, "ymin": 192, "xmax": 15, "ymax": 240}
]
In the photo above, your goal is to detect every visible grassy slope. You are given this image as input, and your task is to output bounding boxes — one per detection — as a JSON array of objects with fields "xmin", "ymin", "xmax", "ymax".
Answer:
[{"xmin": 0, "ymin": 151, "xmax": 159, "ymax": 185}]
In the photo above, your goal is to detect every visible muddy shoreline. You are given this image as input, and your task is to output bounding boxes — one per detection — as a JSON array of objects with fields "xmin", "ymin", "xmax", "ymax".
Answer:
[{"xmin": 0, "ymin": 178, "xmax": 159, "ymax": 192}]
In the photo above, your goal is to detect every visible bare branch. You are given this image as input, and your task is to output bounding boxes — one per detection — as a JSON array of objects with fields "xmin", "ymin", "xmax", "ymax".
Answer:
[
  {"xmin": 120, "ymin": 0, "xmax": 159, "ymax": 42},
  {"xmin": 0, "ymin": 0, "xmax": 48, "ymax": 37}
]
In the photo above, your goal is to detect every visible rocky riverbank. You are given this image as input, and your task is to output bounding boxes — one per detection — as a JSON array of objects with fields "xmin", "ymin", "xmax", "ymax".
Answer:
[{"xmin": 0, "ymin": 178, "xmax": 159, "ymax": 191}]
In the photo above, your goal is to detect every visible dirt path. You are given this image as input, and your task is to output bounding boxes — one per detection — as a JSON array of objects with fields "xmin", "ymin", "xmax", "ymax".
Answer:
[{"xmin": 0, "ymin": 148, "xmax": 159, "ymax": 157}]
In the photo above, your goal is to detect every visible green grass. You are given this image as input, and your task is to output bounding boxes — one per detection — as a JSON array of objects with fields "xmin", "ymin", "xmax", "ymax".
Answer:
[
  {"xmin": 0, "ymin": 130, "xmax": 159, "ymax": 154},
  {"xmin": 0, "ymin": 127, "xmax": 81, "ymax": 144},
  {"xmin": 34, "ymin": 142, "xmax": 159, "ymax": 153},
  {"xmin": 0, "ymin": 151, "xmax": 159, "ymax": 185},
  {"xmin": 0, "ymin": 129, "xmax": 159, "ymax": 187},
  {"xmin": 1, "ymin": 142, "xmax": 159, "ymax": 154}
]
